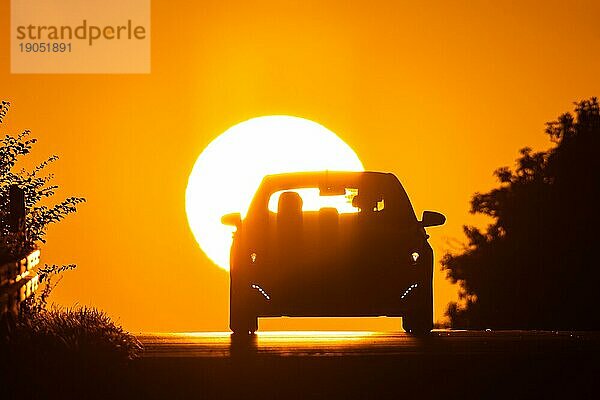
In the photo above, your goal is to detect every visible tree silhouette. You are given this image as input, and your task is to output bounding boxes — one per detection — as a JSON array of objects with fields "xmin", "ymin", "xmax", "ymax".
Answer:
[{"xmin": 442, "ymin": 98, "xmax": 600, "ymax": 330}]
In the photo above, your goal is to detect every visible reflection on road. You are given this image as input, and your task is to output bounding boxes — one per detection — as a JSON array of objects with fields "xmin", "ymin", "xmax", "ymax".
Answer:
[
  {"xmin": 141, "ymin": 331, "xmax": 393, "ymax": 358},
  {"xmin": 138, "ymin": 330, "xmax": 598, "ymax": 358}
]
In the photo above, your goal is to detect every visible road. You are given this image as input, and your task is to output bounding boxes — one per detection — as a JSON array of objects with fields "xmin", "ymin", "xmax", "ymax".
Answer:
[
  {"xmin": 130, "ymin": 331, "xmax": 600, "ymax": 398},
  {"xmin": 138, "ymin": 330, "xmax": 600, "ymax": 357}
]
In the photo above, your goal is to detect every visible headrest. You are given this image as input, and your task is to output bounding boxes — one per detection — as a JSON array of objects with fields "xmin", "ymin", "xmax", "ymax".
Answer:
[
  {"xmin": 352, "ymin": 193, "xmax": 382, "ymax": 211},
  {"xmin": 319, "ymin": 207, "xmax": 339, "ymax": 218},
  {"xmin": 278, "ymin": 191, "xmax": 303, "ymax": 215}
]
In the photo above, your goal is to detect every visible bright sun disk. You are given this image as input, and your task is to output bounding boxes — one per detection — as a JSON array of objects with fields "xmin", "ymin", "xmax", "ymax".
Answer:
[{"xmin": 185, "ymin": 115, "xmax": 364, "ymax": 271}]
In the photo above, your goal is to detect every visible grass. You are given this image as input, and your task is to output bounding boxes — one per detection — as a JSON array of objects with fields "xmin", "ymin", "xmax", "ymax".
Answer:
[
  {"xmin": 1, "ymin": 304, "xmax": 143, "ymax": 398},
  {"xmin": 12, "ymin": 305, "xmax": 142, "ymax": 361}
]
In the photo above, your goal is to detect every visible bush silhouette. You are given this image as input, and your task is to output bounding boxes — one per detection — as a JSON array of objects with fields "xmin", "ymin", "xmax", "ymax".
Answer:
[
  {"xmin": 442, "ymin": 98, "xmax": 600, "ymax": 330},
  {"xmin": 0, "ymin": 100, "xmax": 85, "ymax": 307}
]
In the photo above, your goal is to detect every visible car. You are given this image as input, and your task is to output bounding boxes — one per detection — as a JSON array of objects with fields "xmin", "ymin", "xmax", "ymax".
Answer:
[{"xmin": 221, "ymin": 171, "xmax": 445, "ymax": 334}]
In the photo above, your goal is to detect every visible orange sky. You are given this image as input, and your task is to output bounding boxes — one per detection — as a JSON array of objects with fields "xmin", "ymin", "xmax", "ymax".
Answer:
[{"xmin": 1, "ymin": 0, "xmax": 599, "ymax": 332}]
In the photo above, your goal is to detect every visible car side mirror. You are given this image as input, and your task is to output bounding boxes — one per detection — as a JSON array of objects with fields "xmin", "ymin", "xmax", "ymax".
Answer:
[
  {"xmin": 420, "ymin": 211, "xmax": 446, "ymax": 227},
  {"xmin": 221, "ymin": 212, "xmax": 242, "ymax": 228}
]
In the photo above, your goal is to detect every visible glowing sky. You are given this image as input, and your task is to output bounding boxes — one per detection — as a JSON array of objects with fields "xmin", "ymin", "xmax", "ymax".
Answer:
[{"xmin": 1, "ymin": 0, "xmax": 599, "ymax": 331}]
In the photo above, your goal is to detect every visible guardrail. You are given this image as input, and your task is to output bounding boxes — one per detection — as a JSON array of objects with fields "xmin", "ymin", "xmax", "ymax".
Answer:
[
  {"xmin": 0, "ymin": 185, "xmax": 40, "ymax": 325},
  {"xmin": 0, "ymin": 250, "xmax": 40, "ymax": 317}
]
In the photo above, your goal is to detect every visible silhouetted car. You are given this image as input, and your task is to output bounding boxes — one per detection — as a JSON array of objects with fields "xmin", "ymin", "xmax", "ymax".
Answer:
[{"xmin": 222, "ymin": 171, "xmax": 445, "ymax": 334}]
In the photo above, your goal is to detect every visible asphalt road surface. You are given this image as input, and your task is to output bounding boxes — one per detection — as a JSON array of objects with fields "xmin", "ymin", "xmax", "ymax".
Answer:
[
  {"xmin": 138, "ymin": 330, "xmax": 599, "ymax": 357},
  {"xmin": 128, "ymin": 331, "xmax": 600, "ymax": 399}
]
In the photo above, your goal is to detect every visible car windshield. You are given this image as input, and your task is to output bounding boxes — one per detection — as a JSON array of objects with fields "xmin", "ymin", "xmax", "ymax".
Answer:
[
  {"xmin": 267, "ymin": 186, "xmax": 390, "ymax": 215},
  {"xmin": 267, "ymin": 188, "xmax": 360, "ymax": 214},
  {"xmin": 247, "ymin": 172, "xmax": 417, "ymax": 225}
]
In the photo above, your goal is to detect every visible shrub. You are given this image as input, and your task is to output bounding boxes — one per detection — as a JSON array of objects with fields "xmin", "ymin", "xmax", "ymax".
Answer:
[{"xmin": 0, "ymin": 100, "xmax": 85, "ymax": 302}]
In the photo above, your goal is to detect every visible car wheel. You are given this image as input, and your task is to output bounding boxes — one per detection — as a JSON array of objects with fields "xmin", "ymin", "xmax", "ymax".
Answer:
[
  {"xmin": 402, "ymin": 283, "xmax": 433, "ymax": 335},
  {"xmin": 230, "ymin": 309, "xmax": 258, "ymax": 335},
  {"xmin": 230, "ymin": 302, "xmax": 258, "ymax": 334},
  {"xmin": 230, "ymin": 270, "xmax": 258, "ymax": 334}
]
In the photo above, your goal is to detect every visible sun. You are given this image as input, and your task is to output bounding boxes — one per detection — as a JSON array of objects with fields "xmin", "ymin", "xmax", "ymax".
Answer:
[{"xmin": 185, "ymin": 115, "xmax": 364, "ymax": 271}]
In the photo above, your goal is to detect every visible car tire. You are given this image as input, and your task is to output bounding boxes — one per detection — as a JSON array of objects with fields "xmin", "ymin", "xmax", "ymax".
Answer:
[
  {"xmin": 230, "ymin": 270, "xmax": 258, "ymax": 334},
  {"xmin": 230, "ymin": 307, "xmax": 258, "ymax": 335},
  {"xmin": 402, "ymin": 283, "xmax": 433, "ymax": 335},
  {"xmin": 230, "ymin": 302, "xmax": 258, "ymax": 334}
]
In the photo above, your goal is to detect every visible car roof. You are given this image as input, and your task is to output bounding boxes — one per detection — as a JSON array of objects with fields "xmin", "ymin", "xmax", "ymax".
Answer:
[{"xmin": 261, "ymin": 171, "xmax": 398, "ymax": 189}]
